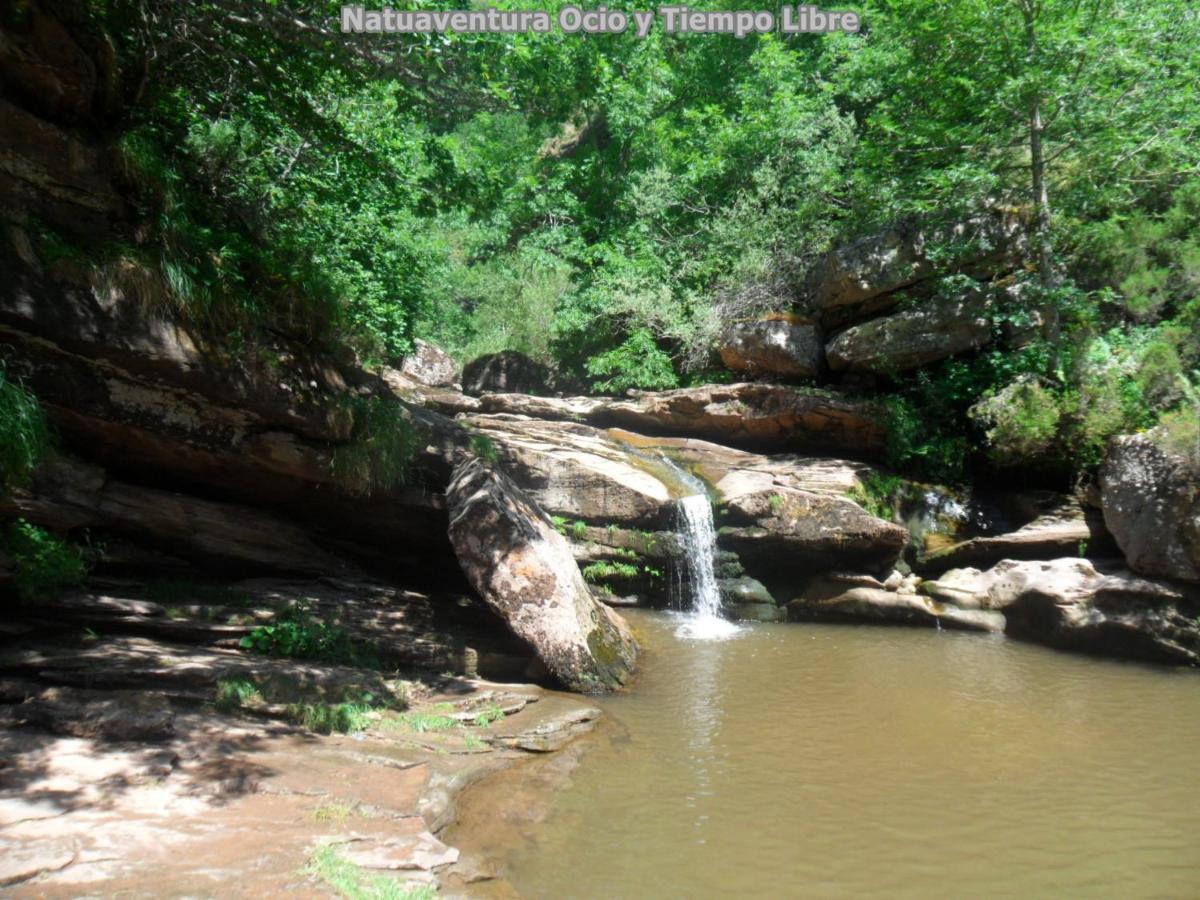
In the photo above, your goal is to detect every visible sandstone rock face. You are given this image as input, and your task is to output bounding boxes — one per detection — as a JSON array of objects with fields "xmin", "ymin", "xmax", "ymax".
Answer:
[
  {"xmin": 463, "ymin": 416, "xmax": 675, "ymax": 525},
  {"xmin": 825, "ymin": 289, "xmax": 993, "ymax": 374},
  {"xmin": 0, "ymin": 8, "xmax": 100, "ymax": 123},
  {"xmin": 447, "ymin": 459, "xmax": 637, "ymax": 693},
  {"xmin": 468, "ymin": 384, "xmax": 887, "ymax": 457},
  {"xmin": 463, "ymin": 351, "xmax": 549, "ymax": 396},
  {"xmin": 604, "ymin": 383, "xmax": 887, "ymax": 457},
  {"xmin": 0, "ymin": 98, "xmax": 123, "ymax": 234},
  {"xmin": 927, "ymin": 558, "xmax": 1200, "ymax": 664},
  {"xmin": 1101, "ymin": 432, "xmax": 1200, "ymax": 584},
  {"xmin": 2, "ymin": 456, "xmax": 355, "ymax": 575},
  {"xmin": 786, "ymin": 587, "xmax": 1004, "ymax": 632},
  {"xmin": 717, "ymin": 318, "xmax": 823, "ymax": 379},
  {"xmin": 804, "ymin": 212, "xmax": 1024, "ymax": 322},
  {"xmin": 719, "ymin": 488, "xmax": 909, "ymax": 582},
  {"xmin": 400, "ymin": 339, "xmax": 460, "ymax": 388}
]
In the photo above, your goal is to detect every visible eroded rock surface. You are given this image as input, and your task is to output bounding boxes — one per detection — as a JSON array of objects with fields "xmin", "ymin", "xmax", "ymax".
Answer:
[
  {"xmin": 826, "ymin": 288, "xmax": 993, "ymax": 374},
  {"xmin": 718, "ymin": 318, "xmax": 823, "ymax": 379},
  {"xmin": 1101, "ymin": 432, "xmax": 1200, "ymax": 584},
  {"xmin": 447, "ymin": 459, "xmax": 637, "ymax": 692},
  {"xmin": 400, "ymin": 339, "xmax": 460, "ymax": 388},
  {"xmin": 803, "ymin": 212, "xmax": 1024, "ymax": 323}
]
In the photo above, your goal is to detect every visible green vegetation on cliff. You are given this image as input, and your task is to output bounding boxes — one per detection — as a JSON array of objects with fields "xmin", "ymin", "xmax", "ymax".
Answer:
[{"xmin": 62, "ymin": 0, "xmax": 1200, "ymax": 482}]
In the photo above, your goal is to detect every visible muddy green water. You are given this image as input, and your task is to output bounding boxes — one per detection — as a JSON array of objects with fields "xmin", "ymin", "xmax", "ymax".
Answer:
[{"xmin": 499, "ymin": 611, "xmax": 1200, "ymax": 898}]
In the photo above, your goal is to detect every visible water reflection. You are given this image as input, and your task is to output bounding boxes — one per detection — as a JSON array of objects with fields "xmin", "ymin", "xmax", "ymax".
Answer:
[{"xmin": 501, "ymin": 612, "xmax": 1200, "ymax": 899}]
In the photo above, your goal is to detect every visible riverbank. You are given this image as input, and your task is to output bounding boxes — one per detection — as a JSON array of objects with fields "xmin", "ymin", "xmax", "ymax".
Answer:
[{"xmin": 0, "ymin": 581, "xmax": 605, "ymax": 895}]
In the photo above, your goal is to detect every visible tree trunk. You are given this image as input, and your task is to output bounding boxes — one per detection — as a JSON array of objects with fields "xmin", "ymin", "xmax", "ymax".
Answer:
[{"xmin": 1022, "ymin": 0, "xmax": 1060, "ymax": 350}]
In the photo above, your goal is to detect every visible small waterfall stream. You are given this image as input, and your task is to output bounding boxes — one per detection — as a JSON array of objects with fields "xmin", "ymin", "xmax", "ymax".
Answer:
[{"xmin": 663, "ymin": 461, "xmax": 740, "ymax": 641}]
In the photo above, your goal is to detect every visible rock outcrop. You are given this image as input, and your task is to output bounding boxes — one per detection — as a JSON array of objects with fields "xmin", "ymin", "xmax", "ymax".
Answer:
[
  {"xmin": 717, "ymin": 318, "xmax": 823, "ymax": 379},
  {"xmin": 1101, "ymin": 432, "xmax": 1200, "ymax": 584},
  {"xmin": 719, "ymin": 487, "xmax": 909, "ymax": 583},
  {"xmin": 447, "ymin": 459, "xmax": 637, "ymax": 692},
  {"xmin": 462, "ymin": 415, "xmax": 675, "ymax": 526},
  {"xmin": 463, "ymin": 350, "xmax": 550, "ymax": 396},
  {"xmin": 786, "ymin": 586, "xmax": 1004, "ymax": 632},
  {"xmin": 803, "ymin": 211, "xmax": 1024, "ymax": 324},
  {"xmin": 472, "ymin": 383, "xmax": 887, "ymax": 457},
  {"xmin": 924, "ymin": 558, "xmax": 1200, "ymax": 664},
  {"xmin": 825, "ymin": 289, "xmax": 993, "ymax": 374}
]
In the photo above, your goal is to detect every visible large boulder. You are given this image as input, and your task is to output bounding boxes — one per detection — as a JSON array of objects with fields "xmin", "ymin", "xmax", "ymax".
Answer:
[
  {"xmin": 927, "ymin": 558, "xmax": 1200, "ymax": 665},
  {"xmin": 804, "ymin": 212, "xmax": 1024, "ymax": 324},
  {"xmin": 825, "ymin": 288, "xmax": 993, "ymax": 374},
  {"xmin": 1101, "ymin": 432, "xmax": 1200, "ymax": 584},
  {"xmin": 718, "ymin": 487, "xmax": 909, "ymax": 584},
  {"xmin": 399, "ymin": 339, "xmax": 459, "ymax": 388},
  {"xmin": 462, "ymin": 351, "xmax": 549, "ymax": 396},
  {"xmin": 446, "ymin": 459, "xmax": 638, "ymax": 693},
  {"xmin": 717, "ymin": 318, "xmax": 823, "ymax": 379}
]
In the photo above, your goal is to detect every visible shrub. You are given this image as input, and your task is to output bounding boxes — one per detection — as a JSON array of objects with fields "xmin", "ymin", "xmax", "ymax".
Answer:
[
  {"xmin": 581, "ymin": 560, "xmax": 640, "ymax": 582},
  {"xmin": 239, "ymin": 602, "xmax": 379, "ymax": 668},
  {"xmin": 0, "ymin": 366, "xmax": 51, "ymax": 493},
  {"xmin": 584, "ymin": 329, "xmax": 680, "ymax": 394},
  {"xmin": 3, "ymin": 520, "xmax": 88, "ymax": 603},
  {"xmin": 970, "ymin": 378, "xmax": 1063, "ymax": 465},
  {"xmin": 288, "ymin": 701, "xmax": 373, "ymax": 735}
]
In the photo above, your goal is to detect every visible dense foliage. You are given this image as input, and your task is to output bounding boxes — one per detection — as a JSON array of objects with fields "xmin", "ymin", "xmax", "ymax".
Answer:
[{"xmin": 80, "ymin": 0, "xmax": 1200, "ymax": 482}]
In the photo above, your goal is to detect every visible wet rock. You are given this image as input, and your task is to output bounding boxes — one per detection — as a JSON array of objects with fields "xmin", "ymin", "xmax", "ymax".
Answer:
[
  {"xmin": 718, "ymin": 318, "xmax": 823, "ymax": 379},
  {"xmin": 398, "ymin": 339, "xmax": 460, "ymax": 388},
  {"xmin": 732, "ymin": 603, "xmax": 786, "ymax": 623},
  {"xmin": 803, "ymin": 212, "xmax": 1024, "ymax": 323},
  {"xmin": 1101, "ymin": 431, "xmax": 1200, "ymax": 583},
  {"xmin": 463, "ymin": 350, "xmax": 549, "ymax": 396},
  {"xmin": 719, "ymin": 575, "xmax": 775, "ymax": 607},
  {"xmin": 786, "ymin": 587, "xmax": 1005, "ymax": 632},
  {"xmin": 446, "ymin": 459, "xmax": 637, "ymax": 693},
  {"xmin": 825, "ymin": 288, "xmax": 993, "ymax": 374}
]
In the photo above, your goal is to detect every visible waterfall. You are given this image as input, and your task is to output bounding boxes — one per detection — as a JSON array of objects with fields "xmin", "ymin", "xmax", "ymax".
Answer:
[{"xmin": 666, "ymin": 463, "xmax": 740, "ymax": 641}]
